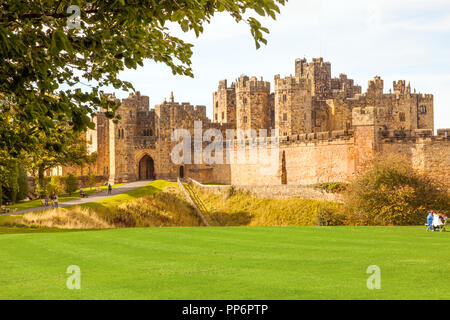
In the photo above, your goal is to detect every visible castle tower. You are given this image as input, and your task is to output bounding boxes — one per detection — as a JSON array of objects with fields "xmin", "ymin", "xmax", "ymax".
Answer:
[
  {"xmin": 352, "ymin": 106, "xmax": 381, "ymax": 172},
  {"xmin": 212, "ymin": 79, "xmax": 236, "ymax": 125},
  {"xmin": 112, "ymin": 92, "xmax": 150, "ymax": 182},
  {"xmin": 366, "ymin": 76, "xmax": 384, "ymax": 103},
  {"xmin": 274, "ymin": 75, "xmax": 312, "ymax": 136},
  {"xmin": 295, "ymin": 57, "xmax": 332, "ymax": 98},
  {"xmin": 235, "ymin": 75, "xmax": 273, "ymax": 132}
]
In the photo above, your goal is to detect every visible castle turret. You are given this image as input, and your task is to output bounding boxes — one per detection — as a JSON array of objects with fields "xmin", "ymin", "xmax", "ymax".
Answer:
[
  {"xmin": 212, "ymin": 79, "xmax": 236, "ymax": 125},
  {"xmin": 295, "ymin": 57, "xmax": 332, "ymax": 98},
  {"xmin": 274, "ymin": 74, "xmax": 312, "ymax": 136},
  {"xmin": 235, "ymin": 75, "xmax": 273, "ymax": 132}
]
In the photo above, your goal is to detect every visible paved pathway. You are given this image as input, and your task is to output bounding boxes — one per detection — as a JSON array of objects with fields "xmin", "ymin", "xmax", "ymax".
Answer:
[{"xmin": 1, "ymin": 180, "xmax": 152, "ymax": 216}]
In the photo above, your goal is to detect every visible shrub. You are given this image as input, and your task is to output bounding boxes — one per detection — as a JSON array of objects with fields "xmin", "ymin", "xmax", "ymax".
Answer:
[
  {"xmin": 64, "ymin": 174, "xmax": 79, "ymax": 195},
  {"xmin": 343, "ymin": 155, "xmax": 449, "ymax": 226},
  {"xmin": 314, "ymin": 182, "xmax": 348, "ymax": 193},
  {"xmin": 87, "ymin": 172, "xmax": 97, "ymax": 189},
  {"xmin": 47, "ymin": 176, "xmax": 64, "ymax": 196}
]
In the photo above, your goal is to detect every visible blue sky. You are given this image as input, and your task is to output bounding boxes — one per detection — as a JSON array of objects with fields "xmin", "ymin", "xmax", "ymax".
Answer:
[{"xmin": 115, "ymin": 0, "xmax": 450, "ymax": 130}]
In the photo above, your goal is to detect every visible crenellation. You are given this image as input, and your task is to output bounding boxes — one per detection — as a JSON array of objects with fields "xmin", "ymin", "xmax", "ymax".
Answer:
[{"xmin": 69, "ymin": 57, "xmax": 448, "ymax": 187}]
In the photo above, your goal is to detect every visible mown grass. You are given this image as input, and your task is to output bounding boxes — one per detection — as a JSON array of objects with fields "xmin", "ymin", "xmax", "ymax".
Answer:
[{"xmin": 0, "ymin": 226, "xmax": 448, "ymax": 299}]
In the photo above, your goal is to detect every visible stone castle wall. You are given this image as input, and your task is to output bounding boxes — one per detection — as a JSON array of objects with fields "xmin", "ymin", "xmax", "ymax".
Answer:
[{"xmin": 52, "ymin": 58, "xmax": 449, "ymax": 191}]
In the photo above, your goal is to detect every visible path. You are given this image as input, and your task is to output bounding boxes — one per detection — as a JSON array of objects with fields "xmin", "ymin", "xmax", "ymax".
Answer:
[{"xmin": 1, "ymin": 180, "xmax": 151, "ymax": 216}]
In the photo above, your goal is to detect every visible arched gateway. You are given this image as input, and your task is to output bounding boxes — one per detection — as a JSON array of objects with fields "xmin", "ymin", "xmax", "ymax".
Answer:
[{"xmin": 138, "ymin": 155, "xmax": 154, "ymax": 180}]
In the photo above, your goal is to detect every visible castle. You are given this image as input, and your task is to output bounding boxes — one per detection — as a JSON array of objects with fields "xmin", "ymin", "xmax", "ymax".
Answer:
[{"xmin": 60, "ymin": 58, "xmax": 449, "ymax": 187}]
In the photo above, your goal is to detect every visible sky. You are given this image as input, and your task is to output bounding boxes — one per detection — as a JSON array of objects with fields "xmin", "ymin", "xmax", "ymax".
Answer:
[{"xmin": 114, "ymin": 0, "xmax": 450, "ymax": 130}]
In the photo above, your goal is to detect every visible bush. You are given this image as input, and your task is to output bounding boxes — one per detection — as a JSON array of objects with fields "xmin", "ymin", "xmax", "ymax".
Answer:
[
  {"xmin": 64, "ymin": 174, "xmax": 79, "ymax": 195},
  {"xmin": 87, "ymin": 172, "xmax": 97, "ymax": 189},
  {"xmin": 47, "ymin": 176, "xmax": 64, "ymax": 196},
  {"xmin": 314, "ymin": 182, "xmax": 348, "ymax": 193},
  {"xmin": 343, "ymin": 155, "xmax": 449, "ymax": 226}
]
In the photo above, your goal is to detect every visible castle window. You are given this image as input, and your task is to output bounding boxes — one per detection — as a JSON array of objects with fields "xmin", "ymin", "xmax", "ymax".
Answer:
[
  {"xmin": 243, "ymin": 98, "xmax": 248, "ymax": 105},
  {"xmin": 149, "ymin": 129, "xmax": 153, "ymax": 136},
  {"xmin": 121, "ymin": 128, "xmax": 124, "ymax": 138},
  {"xmin": 215, "ymin": 113, "xmax": 218, "ymax": 121},
  {"xmin": 399, "ymin": 112, "xmax": 406, "ymax": 122},
  {"xmin": 118, "ymin": 128, "xmax": 121, "ymax": 138},
  {"xmin": 244, "ymin": 116, "xmax": 248, "ymax": 123},
  {"xmin": 216, "ymin": 102, "xmax": 218, "ymax": 108},
  {"xmin": 130, "ymin": 111, "xmax": 133, "ymax": 118},
  {"xmin": 420, "ymin": 106, "xmax": 427, "ymax": 114},
  {"xmin": 283, "ymin": 94, "xmax": 287, "ymax": 102},
  {"xmin": 283, "ymin": 113, "xmax": 287, "ymax": 121},
  {"xmin": 221, "ymin": 112, "xmax": 225, "ymax": 120}
]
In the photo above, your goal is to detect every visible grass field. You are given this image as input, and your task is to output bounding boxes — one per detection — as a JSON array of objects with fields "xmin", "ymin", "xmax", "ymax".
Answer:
[{"xmin": 0, "ymin": 226, "xmax": 448, "ymax": 299}]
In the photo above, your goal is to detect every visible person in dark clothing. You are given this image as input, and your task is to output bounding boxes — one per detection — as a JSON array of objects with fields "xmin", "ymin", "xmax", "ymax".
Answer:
[{"xmin": 108, "ymin": 184, "xmax": 112, "ymax": 195}]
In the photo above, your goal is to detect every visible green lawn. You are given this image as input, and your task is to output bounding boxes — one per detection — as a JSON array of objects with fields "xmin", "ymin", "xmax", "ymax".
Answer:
[{"xmin": 0, "ymin": 226, "xmax": 448, "ymax": 299}]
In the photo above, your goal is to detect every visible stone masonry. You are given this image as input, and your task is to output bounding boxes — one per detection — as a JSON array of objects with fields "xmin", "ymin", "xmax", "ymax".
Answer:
[{"xmin": 53, "ymin": 58, "xmax": 448, "ymax": 188}]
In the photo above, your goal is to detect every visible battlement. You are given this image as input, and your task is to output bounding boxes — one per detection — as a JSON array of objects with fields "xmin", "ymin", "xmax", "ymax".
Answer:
[
  {"xmin": 380, "ymin": 128, "xmax": 450, "ymax": 142},
  {"xmin": 235, "ymin": 74, "xmax": 271, "ymax": 92},
  {"xmin": 121, "ymin": 91, "xmax": 150, "ymax": 111},
  {"xmin": 274, "ymin": 74, "xmax": 310, "ymax": 91},
  {"xmin": 217, "ymin": 79, "xmax": 236, "ymax": 90}
]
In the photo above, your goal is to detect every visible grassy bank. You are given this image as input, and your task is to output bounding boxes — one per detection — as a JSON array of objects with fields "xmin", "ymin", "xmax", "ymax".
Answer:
[
  {"xmin": 1, "ymin": 181, "xmax": 344, "ymax": 229},
  {"xmin": 195, "ymin": 186, "xmax": 342, "ymax": 226}
]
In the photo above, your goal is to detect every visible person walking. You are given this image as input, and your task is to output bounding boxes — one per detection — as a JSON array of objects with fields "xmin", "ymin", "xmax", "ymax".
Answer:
[
  {"xmin": 50, "ymin": 193, "xmax": 55, "ymax": 209},
  {"xmin": 44, "ymin": 194, "xmax": 49, "ymax": 207},
  {"xmin": 108, "ymin": 183, "xmax": 112, "ymax": 195},
  {"xmin": 53, "ymin": 193, "xmax": 59, "ymax": 208}
]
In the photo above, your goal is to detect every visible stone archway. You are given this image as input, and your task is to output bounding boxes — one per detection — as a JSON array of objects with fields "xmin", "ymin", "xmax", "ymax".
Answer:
[{"xmin": 138, "ymin": 155, "xmax": 154, "ymax": 180}]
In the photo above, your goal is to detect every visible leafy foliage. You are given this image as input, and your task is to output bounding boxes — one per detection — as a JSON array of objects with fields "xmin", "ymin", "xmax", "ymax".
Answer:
[
  {"xmin": 64, "ymin": 173, "xmax": 79, "ymax": 195},
  {"xmin": 0, "ymin": 0, "xmax": 286, "ymax": 158},
  {"xmin": 314, "ymin": 182, "xmax": 348, "ymax": 194},
  {"xmin": 343, "ymin": 155, "xmax": 450, "ymax": 225}
]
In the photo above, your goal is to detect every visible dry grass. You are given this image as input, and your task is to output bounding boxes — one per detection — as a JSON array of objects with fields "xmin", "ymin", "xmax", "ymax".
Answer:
[
  {"xmin": 194, "ymin": 186, "xmax": 342, "ymax": 226},
  {"xmin": 20, "ymin": 207, "xmax": 112, "ymax": 229},
  {"xmin": 16, "ymin": 186, "xmax": 201, "ymax": 229}
]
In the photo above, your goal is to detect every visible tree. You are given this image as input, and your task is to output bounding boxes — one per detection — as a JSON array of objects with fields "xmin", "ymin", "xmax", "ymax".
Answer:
[
  {"xmin": 23, "ymin": 119, "xmax": 96, "ymax": 190},
  {"xmin": 0, "ymin": 0, "xmax": 286, "ymax": 158},
  {"xmin": 16, "ymin": 163, "xmax": 29, "ymax": 201},
  {"xmin": 47, "ymin": 176, "xmax": 64, "ymax": 196}
]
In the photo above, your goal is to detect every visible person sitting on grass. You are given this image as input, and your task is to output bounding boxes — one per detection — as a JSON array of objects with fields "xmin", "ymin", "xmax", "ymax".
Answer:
[{"xmin": 432, "ymin": 212, "xmax": 443, "ymax": 231}]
